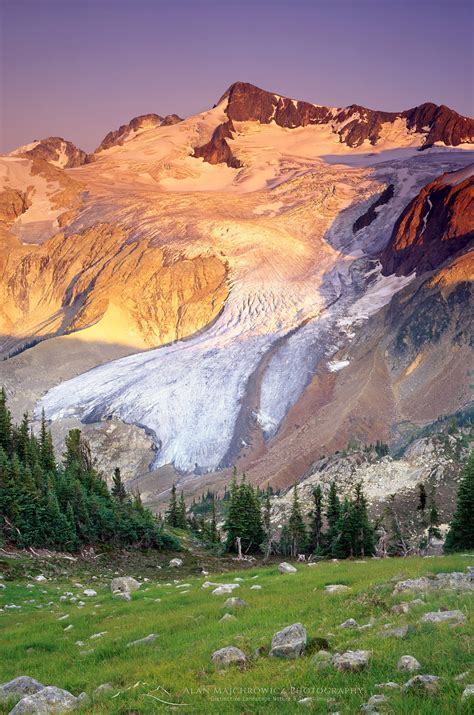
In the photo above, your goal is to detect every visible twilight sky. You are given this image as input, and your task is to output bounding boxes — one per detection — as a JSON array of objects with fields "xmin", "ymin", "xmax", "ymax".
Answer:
[{"xmin": 1, "ymin": 0, "xmax": 473, "ymax": 153}]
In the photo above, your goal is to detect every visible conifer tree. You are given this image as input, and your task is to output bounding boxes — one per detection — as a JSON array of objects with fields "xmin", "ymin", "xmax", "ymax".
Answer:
[
  {"xmin": 350, "ymin": 482, "xmax": 375, "ymax": 557},
  {"xmin": 165, "ymin": 484, "xmax": 179, "ymax": 527},
  {"xmin": 111, "ymin": 467, "xmax": 127, "ymax": 502},
  {"xmin": 427, "ymin": 487, "xmax": 441, "ymax": 542},
  {"xmin": 444, "ymin": 451, "xmax": 474, "ymax": 552},
  {"xmin": 288, "ymin": 485, "xmax": 307, "ymax": 556},
  {"xmin": 308, "ymin": 485, "xmax": 323, "ymax": 553},
  {"xmin": 176, "ymin": 491, "xmax": 188, "ymax": 530},
  {"xmin": 417, "ymin": 483, "xmax": 427, "ymax": 512}
]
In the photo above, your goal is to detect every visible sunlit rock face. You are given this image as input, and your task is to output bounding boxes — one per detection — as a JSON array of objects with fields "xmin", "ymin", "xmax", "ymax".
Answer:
[{"xmin": 2, "ymin": 82, "xmax": 473, "ymax": 478}]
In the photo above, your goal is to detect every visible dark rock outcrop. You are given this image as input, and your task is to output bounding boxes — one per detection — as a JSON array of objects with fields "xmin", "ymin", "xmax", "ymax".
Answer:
[
  {"xmin": 193, "ymin": 119, "xmax": 242, "ymax": 168},
  {"xmin": 353, "ymin": 184, "xmax": 394, "ymax": 233},
  {"xmin": 193, "ymin": 82, "xmax": 474, "ymax": 165},
  {"xmin": 95, "ymin": 113, "xmax": 183, "ymax": 153},
  {"xmin": 15, "ymin": 137, "xmax": 89, "ymax": 168},
  {"xmin": 380, "ymin": 168, "xmax": 474, "ymax": 276}
]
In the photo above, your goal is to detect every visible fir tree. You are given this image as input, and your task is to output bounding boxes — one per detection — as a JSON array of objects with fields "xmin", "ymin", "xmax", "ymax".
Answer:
[
  {"xmin": 350, "ymin": 482, "xmax": 375, "ymax": 557},
  {"xmin": 176, "ymin": 491, "xmax": 188, "ymax": 530},
  {"xmin": 288, "ymin": 485, "xmax": 307, "ymax": 556},
  {"xmin": 308, "ymin": 485, "xmax": 323, "ymax": 553},
  {"xmin": 111, "ymin": 467, "xmax": 127, "ymax": 502},
  {"xmin": 417, "ymin": 483, "xmax": 427, "ymax": 512},
  {"xmin": 165, "ymin": 484, "xmax": 179, "ymax": 527},
  {"xmin": 427, "ymin": 487, "xmax": 441, "ymax": 542},
  {"xmin": 444, "ymin": 451, "xmax": 474, "ymax": 552}
]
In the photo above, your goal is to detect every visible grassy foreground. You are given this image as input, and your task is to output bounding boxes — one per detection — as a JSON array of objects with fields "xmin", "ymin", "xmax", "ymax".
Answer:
[{"xmin": 1, "ymin": 554, "xmax": 473, "ymax": 714}]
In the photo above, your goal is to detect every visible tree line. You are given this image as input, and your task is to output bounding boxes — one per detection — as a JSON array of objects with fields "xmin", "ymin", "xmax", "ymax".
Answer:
[
  {"xmin": 0, "ymin": 389, "xmax": 178, "ymax": 552},
  {"xmin": 165, "ymin": 452, "xmax": 474, "ymax": 558}
]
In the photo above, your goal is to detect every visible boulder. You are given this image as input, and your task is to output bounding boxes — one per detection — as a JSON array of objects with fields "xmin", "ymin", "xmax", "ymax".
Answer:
[
  {"xmin": 250, "ymin": 585, "xmax": 262, "ymax": 590},
  {"xmin": 397, "ymin": 655, "xmax": 420, "ymax": 672},
  {"xmin": 223, "ymin": 597, "xmax": 248, "ymax": 608},
  {"xmin": 384, "ymin": 625, "xmax": 413, "ymax": 639},
  {"xmin": 393, "ymin": 572, "xmax": 473, "ymax": 594},
  {"xmin": 126, "ymin": 633, "xmax": 157, "ymax": 647},
  {"xmin": 9, "ymin": 686, "xmax": 79, "ymax": 714},
  {"xmin": 113, "ymin": 592, "xmax": 131, "ymax": 601},
  {"xmin": 311, "ymin": 650, "xmax": 333, "ymax": 671},
  {"xmin": 169, "ymin": 559, "xmax": 183, "ymax": 568},
  {"xmin": 211, "ymin": 646, "xmax": 247, "ymax": 669},
  {"xmin": 0, "ymin": 677, "xmax": 44, "ymax": 703},
  {"xmin": 462, "ymin": 685, "xmax": 474, "ymax": 700},
  {"xmin": 269, "ymin": 623, "xmax": 307, "ymax": 659},
  {"xmin": 339, "ymin": 618, "xmax": 358, "ymax": 629},
  {"xmin": 325, "ymin": 584, "xmax": 351, "ymax": 594},
  {"xmin": 332, "ymin": 650, "xmax": 370, "ymax": 672},
  {"xmin": 212, "ymin": 584, "xmax": 239, "ymax": 595},
  {"xmin": 361, "ymin": 694, "xmax": 387, "ymax": 713},
  {"xmin": 110, "ymin": 577, "xmax": 140, "ymax": 594},
  {"xmin": 421, "ymin": 610, "xmax": 466, "ymax": 624},
  {"xmin": 403, "ymin": 675, "xmax": 440, "ymax": 693},
  {"xmin": 278, "ymin": 562, "xmax": 297, "ymax": 574},
  {"xmin": 83, "ymin": 589, "xmax": 97, "ymax": 597},
  {"xmin": 93, "ymin": 684, "xmax": 114, "ymax": 696}
]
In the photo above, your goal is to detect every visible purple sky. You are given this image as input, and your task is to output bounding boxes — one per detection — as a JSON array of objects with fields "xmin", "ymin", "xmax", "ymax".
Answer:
[{"xmin": 1, "ymin": 0, "xmax": 473, "ymax": 153}]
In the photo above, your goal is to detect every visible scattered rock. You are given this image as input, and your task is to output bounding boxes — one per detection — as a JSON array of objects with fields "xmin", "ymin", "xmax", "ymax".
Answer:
[
  {"xmin": 250, "ymin": 585, "xmax": 262, "ymax": 590},
  {"xmin": 89, "ymin": 632, "xmax": 107, "ymax": 640},
  {"xmin": 325, "ymin": 585, "xmax": 351, "ymax": 594},
  {"xmin": 403, "ymin": 675, "xmax": 440, "ymax": 693},
  {"xmin": 374, "ymin": 682, "xmax": 401, "ymax": 690},
  {"xmin": 332, "ymin": 650, "xmax": 370, "ymax": 672},
  {"xmin": 393, "ymin": 572, "xmax": 473, "ymax": 595},
  {"xmin": 278, "ymin": 562, "xmax": 297, "ymax": 574},
  {"xmin": 462, "ymin": 685, "xmax": 474, "ymax": 700},
  {"xmin": 169, "ymin": 559, "xmax": 183, "ymax": 568},
  {"xmin": 127, "ymin": 633, "xmax": 157, "ymax": 647},
  {"xmin": 77, "ymin": 692, "xmax": 89, "ymax": 705},
  {"xmin": 0, "ymin": 677, "xmax": 44, "ymax": 703},
  {"xmin": 421, "ymin": 610, "xmax": 466, "ymax": 625},
  {"xmin": 93, "ymin": 684, "xmax": 114, "ymax": 696},
  {"xmin": 223, "ymin": 597, "xmax": 248, "ymax": 608},
  {"xmin": 34, "ymin": 576, "xmax": 47, "ymax": 583},
  {"xmin": 9, "ymin": 686, "xmax": 79, "ymax": 714},
  {"xmin": 298, "ymin": 697, "xmax": 313, "ymax": 707},
  {"xmin": 455, "ymin": 672, "xmax": 470, "ymax": 682},
  {"xmin": 110, "ymin": 577, "xmax": 140, "ymax": 594},
  {"xmin": 384, "ymin": 625, "xmax": 413, "ymax": 639},
  {"xmin": 211, "ymin": 646, "xmax": 247, "ymax": 669},
  {"xmin": 269, "ymin": 623, "xmax": 307, "ymax": 659},
  {"xmin": 113, "ymin": 592, "xmax": 131, "ymax": 601},
  {"xmin": 339, "ymin": 618, "xmax": 358, "ymax": 629},
  {"xmin": 212, "ymin": 584, "xmax": 239, "ymax": 595},
  {"xmin": 361, "ymin": 694, "xmax": 387, "ymax": 713},
  {"xmin": 220, "ymin": 614, "xmax": 237, "ymax": 622},
  {"xmin": 83, "ymin": 589, "xmax": 97, "ymax": 597},
  {"xmin": 397, "ymin": 655, "xmax": 420, "ymax": 672}
]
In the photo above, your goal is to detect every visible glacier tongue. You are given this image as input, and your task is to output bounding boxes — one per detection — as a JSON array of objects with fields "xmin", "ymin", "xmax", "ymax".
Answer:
[{"xmin": 38, "ymin": 151, "xmax": 472, "ymax": 474}]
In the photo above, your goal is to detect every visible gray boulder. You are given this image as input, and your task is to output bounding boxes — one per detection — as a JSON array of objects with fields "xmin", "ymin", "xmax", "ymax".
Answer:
[
  {"xmin": 332, "ymin": 650, "xmax": 370, "ymax": 672},
  {"xmin": 462, "ymin": 685, "xmax": 474, "ymax": 700},
  {"xmin": 339, "ymin": 618, "xmax": 358, "ymax": 629},
  {"xmin": 0, "ymin": 678, "xmax": 44, "ymax": 703},
  {"xmin": 223, "ymin": 597, "xmax": 248, "ymax": 608},
  {"xmin": 169, "ymin": 559, "xmax": 183, "ymax": 568},
  {"xmin": 110, "ymin": 577, "xmax": 140, "ymax": 594},
  {"xmin": 403, "ymin": 675, "xmax": 440, "ymax": 693},
  {"xmin": 211, "ymin": 646, "xmax": 247, "ymax": 669},
  {"xmin": 269, "ymin": 623, "xmax": 307, "ymax": 659},
  {"xmin": 126, "ymin": 633, "xmax": 157, "ymax": 647},
  {"xmin": 361, "ymin": 694, "xmax": 387, "ymax": 713},
  {"xmin": 311, "ymin": 650, "xmax": 332, "ymax": 671},
  {"xmin": 397, "ymin": 655, "xmax": 420, "ymax": 672},
  {"xmin": 278, "ymin": 562, "xmax": 297, "ymax": 574},
  {"xmin": 9, "ymin": 686, "xmax": 79, "ymax": 714},
  {"xmin": 421, "ymin": 610, "xmax": 466, "ymax": 625},
  {"xmin": 325, "ymin": 584, "xmax": 351, "ymax": 594}
]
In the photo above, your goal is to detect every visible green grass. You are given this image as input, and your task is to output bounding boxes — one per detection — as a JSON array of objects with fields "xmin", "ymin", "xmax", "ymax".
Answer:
[{"xmin": 1, "ymin": 554, "xmax": 473, "ymax": 714}]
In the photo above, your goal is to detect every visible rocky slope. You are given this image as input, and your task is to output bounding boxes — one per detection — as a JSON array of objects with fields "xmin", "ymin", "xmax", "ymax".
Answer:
[
  {"xmin": 380, "ymin": 166, "xmax": 473, "ymax": 275},
  {"xmin": 0, "ymin": 81, "xmax": 472, "ymax": 501},
  {"xmin": 95, "ymin": 113, "xmax": 182, "ymax": 153},
  {"xmin": 193, "ymin": 82, "xmax": 474, "ymax": 168},
  {"xmin": 10, "ymin": 137, "xmax": 90, "ymax": 168}
]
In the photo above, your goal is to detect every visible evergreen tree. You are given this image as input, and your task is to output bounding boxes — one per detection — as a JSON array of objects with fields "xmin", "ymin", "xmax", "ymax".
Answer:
[
  {"xmin": 350, "ymin": 482, "xmax": 375, "ymax": 557},
  {"xmin": 111, "ymin": 467, "xmax": 127, "ymax": 502},
  {"xmin": 0, "ymin": 388, "xmax": 12, "ymax": 455},
  {"xmin": 176, "ymin": 491, "xmax": 188, "ymax": 530},
  {"xmin": 223, "ymin": 471, "xmax": 264, "ymax": 553},
  {"xmin": 165, "ymin": 484, "xmax": 179, "ymax": 527},
  {"xmin": 308, "ymin": 485, "xmax": 323, "ymax": 553},
  {"xmin": 288, "ymin": 485, "xmax": 307, "ymax": 556},
  {"xmin": 427, "ymin": 487, "xmax": 441, "ymax": 542},
  {"xmin": 444, "ymin": 451, "xmax": 474, "ymax": 552},
  {"xmin": 417, "ymin": 483, "xmax": 427, "ymax": 512}
]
